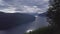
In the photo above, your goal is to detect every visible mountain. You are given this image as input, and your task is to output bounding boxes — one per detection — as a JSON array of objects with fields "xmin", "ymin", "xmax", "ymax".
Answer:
[
  {"xmin": 38, "ymin": 12, "xmax": 47, "ymax": 17},
  {"xmin": 0, "ymin": 12, "xmax": 35, "ymax": 30}
]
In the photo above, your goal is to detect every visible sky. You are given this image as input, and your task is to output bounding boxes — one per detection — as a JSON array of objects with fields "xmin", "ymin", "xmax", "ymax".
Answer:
[{"xmin": 0, "ymin": 0, "xmax": 49, "ymax": 14}]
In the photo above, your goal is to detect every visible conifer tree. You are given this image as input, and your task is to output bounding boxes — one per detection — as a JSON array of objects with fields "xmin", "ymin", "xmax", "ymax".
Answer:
[{"xmin": 47, "ymin": 0, "xmax": 60, "ymax": 34}]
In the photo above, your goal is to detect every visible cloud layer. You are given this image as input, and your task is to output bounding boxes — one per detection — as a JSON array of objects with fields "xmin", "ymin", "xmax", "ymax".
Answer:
[{"xmin": 0, "ymin": 0, "xmax": 49, "ymax": 13}]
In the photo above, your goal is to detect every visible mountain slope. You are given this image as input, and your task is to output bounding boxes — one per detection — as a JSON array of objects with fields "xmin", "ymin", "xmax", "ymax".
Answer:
[
  {"xmin": 38, "ymin": 12, "xmax": 47, "ymax": 17},
  {"xmin": 0, "ymin": 12, "xmax": 35, "ymax": 30}
]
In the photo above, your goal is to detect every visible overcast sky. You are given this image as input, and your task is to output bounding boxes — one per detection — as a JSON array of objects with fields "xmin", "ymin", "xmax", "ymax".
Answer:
[{"xmin": 0, "ymin": 0, "xmax": 49, "ymax": 13}]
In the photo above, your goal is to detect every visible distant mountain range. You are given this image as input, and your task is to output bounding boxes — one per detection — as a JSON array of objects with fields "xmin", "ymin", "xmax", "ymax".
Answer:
[
  {"xmin": 29, "ymin": 12, "xmax": 47, "ymax": 17},
  {"xmin": 0, "ymin": 12, "xmax": 35, "ymax": 30},
  {"xmin": 38, "ymin": 12, "xmax": 47, "ymax": 17}
]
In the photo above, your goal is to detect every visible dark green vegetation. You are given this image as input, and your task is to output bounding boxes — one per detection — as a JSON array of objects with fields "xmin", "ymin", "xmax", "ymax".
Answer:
[
  {"xmin": 25, "ymin": 27, "xmax": 49, "ymax": 34},
  {"xmin": 47, "ymin": 0, "xmax": 60, "ymax": 34}
]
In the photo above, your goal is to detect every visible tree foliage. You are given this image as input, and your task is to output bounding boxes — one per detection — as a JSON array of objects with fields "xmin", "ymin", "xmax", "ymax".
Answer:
[{"xmin": 47, "ymin": 0, "xmax": 60, "ymax": 34}]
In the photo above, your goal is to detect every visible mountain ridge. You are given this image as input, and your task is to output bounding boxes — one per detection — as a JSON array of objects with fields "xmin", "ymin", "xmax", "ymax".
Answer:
[{"xmin": 0, "ymin": 12, "xmax": 35, "ymax": 30}]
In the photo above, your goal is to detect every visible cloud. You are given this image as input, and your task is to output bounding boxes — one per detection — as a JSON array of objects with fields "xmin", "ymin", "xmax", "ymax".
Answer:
[
  {"xmin": 0, "ymin": 7, "xmax": 16, "ymax": 13},
  {"xmin": 16, "ymin": 6, "xmax": 44, "ymax": 13},
  {"xmin": 0, "ymin": 6, "xmax": 43, "ymax": 14},
  {"xmin": 43, "ymin": 0, "xmax": 49, "ymax": 2},
  {"xmin": 0, "ymin": 0, "xmax": 4, "ymax": 5},
  {"xmin": 0, "ymin": 0, "xmax": 49, "ymax": 13}
]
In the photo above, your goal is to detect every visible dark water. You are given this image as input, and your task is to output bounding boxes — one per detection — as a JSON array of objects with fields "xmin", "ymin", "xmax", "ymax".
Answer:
[{"xmin": 0, "ymin": 16, "xmax": 48, "ymax": 34}]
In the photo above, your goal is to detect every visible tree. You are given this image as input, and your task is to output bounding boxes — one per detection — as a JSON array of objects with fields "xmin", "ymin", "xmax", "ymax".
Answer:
[{"xmin": 47, "ymin": 0, "xmax": 60, "ymax": 34}]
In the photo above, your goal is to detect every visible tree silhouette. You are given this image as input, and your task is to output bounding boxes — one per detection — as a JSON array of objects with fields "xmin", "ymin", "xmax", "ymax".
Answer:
[{"xmin": 47, "ymin": 0, "xmax": 60, "ymax": 34}]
